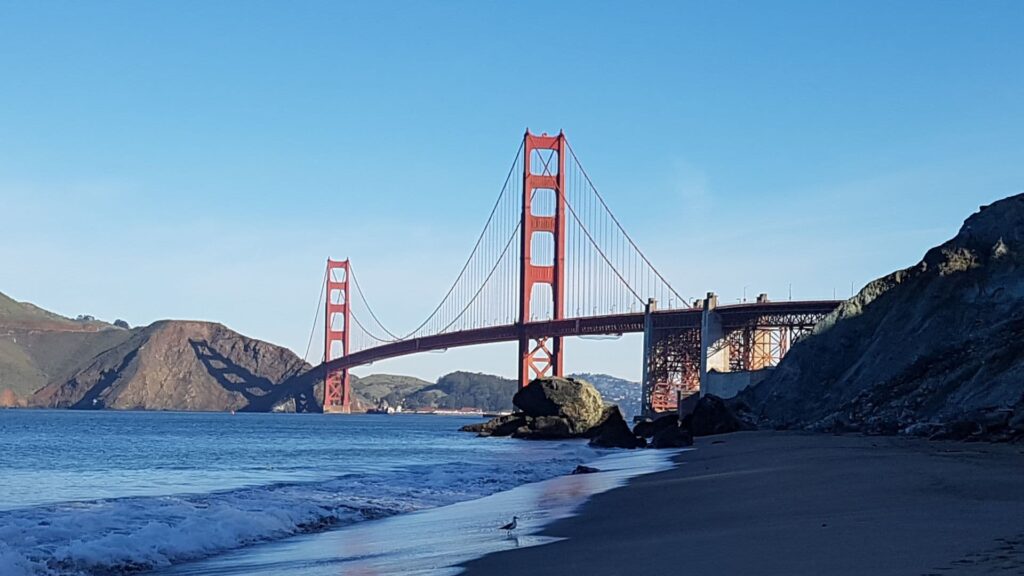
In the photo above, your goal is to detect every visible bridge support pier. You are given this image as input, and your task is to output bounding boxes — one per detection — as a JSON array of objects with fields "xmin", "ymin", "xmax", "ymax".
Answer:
[
  {"xmin": 518, "ymin": 335, "xmax": 562, "ymax": 390},
  {"xmin": 699, "ymin": 292, "xmax": 726, "ymax": 397},
  {"xmin": 642, "ymin": 309, "xmax": 701, "ymax": 418},
  {"xmin": 641, "ymin": 298, "xmax": 656, "ymax": 417}
]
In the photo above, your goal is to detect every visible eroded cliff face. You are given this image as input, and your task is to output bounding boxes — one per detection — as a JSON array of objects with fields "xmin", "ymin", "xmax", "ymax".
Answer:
[
  {"xmin": 31, "ymin": 321, "xmax": 313, "ymax": 412},
  {"xmin": 742, "ymin": 194, "xmax": 1024, "ymax": 440}
]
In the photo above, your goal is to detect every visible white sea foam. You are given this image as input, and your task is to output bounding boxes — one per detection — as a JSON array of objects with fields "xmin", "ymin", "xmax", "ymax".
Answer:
[{"xmin": 0, "ymin": 442, "xmax": 596, "ymax": 576}]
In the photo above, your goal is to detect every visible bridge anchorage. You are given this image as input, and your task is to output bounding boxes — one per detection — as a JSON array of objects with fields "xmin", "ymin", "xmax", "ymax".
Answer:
[{"xmin": 315, "ymin": 130, "xmax": 841, "ymax": 418}]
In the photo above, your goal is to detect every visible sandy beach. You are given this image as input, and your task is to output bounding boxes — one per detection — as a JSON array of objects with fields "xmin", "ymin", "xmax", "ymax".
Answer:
[{"xmin": 461, "ymin": 431, "xmax": 1024, "ymax": 575}]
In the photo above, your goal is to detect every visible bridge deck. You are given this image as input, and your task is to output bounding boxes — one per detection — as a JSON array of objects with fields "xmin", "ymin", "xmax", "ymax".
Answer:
[{"xmin": 318, "ymin": 300, "xmax": 841, "ymax": 374}]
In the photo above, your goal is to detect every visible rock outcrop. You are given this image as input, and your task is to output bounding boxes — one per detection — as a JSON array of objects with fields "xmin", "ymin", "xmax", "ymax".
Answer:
[
  {"xmin": 651, "ymin": 423, "xmax": 694, "ymax": 448},
  {"xmin": 630, "ymin": 395, "xmax": 747, "ymax": 447},
  {"xmin": 0, "ymin": 387, "xmax": 24, "ymax": 408},
  {"xmin": 632, "ymin": 412, "xmax": 691, "ymax": 449},
  {"xmin": 689, "ymin": 394, "xmax": 748, "ymax": 436},
  {"xmin": 587, "ymin": 405, "xmax": 646, "ymax": 448},
  {"xmin": 511, "ymin": 376, "xmax": 605, "ymax": 434},
  {"xmin": 632, "ymin": 413, "xmax": 678, "ymax": 439},
  {"xmin": 461, "ymin": 376, "xmax": 645, "ymax": 448},
  {"xmin": 740, "ymin": 194, "xmax": 1024, "ymax": 441}
]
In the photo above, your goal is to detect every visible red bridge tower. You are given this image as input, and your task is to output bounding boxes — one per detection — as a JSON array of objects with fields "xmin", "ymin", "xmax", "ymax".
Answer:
[
  {"xmin": 518, "ymin": 130, "xmax": 566, "ymax": 388},
  {"xmin": 324, "ymin": 258, "xmax": 351, "ymax": 413}
]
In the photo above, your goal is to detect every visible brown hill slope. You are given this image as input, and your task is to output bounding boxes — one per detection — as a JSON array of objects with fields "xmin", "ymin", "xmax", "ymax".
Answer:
[
  {"xmin": 31, "ymin": 320, "xmax": 311, "ymax": 411},
  {"xmin": 741, "ymin": 194, "xmax": 1024, "ymax": 440}
]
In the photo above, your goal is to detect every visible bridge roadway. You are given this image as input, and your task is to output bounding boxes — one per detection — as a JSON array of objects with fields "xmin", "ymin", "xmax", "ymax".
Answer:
[{"xmin": 318, "ymin": 300, "xmax": 842, "ymax": 375}]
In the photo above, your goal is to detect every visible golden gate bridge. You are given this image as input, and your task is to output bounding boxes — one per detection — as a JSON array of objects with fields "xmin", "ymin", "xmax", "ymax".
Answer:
[{"xmin": 306, "ymin": 131, "xmax": 839, "ymax": 417}]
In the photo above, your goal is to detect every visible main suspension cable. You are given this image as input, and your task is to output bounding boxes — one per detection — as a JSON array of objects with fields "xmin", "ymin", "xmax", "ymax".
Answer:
[
  {"xmin": 348, "ymin": 264, "xmax": 401, "ymax": 341},
  {"xmin": 562, "ymin": 194, "xmax": 642, "ymax": 303},
  {"xmin": 303, "ymin": 267, "xmax": 328, "ymax": 363},
  {"xmin": 565, "ymin": 139, "xmax": 684, "ymax": 303},
  {"xmin": 435, "ymin": 221, "xmax": 521, "ymax": 334}
]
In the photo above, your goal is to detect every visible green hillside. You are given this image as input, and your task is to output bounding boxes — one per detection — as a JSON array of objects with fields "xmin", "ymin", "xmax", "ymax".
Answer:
[
  {"xmin": 352, "ymin": 373, "xmax": 432, "ymax": 409},
  {"xmin": 348, "ymin": 371, "xmax": 517, "ymax": 412},
  {"xmin": 0, "ymin": 291, "xmax": 129, "ymax": 402},
  {"xmin": 0, "ymin": 291, "xmax": 112, "ymax": 330},
  {"xmin": 406, "ymin": 371, "xmax": 518, "ymax": 412}
]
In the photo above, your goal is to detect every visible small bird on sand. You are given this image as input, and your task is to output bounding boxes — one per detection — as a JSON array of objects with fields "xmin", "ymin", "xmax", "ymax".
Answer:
[{"xmin": 500, "ymin": 516, "xmax": 519, "ymax": 535}]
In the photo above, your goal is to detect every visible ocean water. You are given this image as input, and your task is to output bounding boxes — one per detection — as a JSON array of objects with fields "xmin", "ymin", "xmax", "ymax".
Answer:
[{"xmin": 0, "ymin": 410, "xmax": 670, "ymax": 576}]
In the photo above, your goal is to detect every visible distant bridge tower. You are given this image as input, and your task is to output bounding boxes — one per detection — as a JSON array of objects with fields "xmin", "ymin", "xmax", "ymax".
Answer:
[
  {"xmin": 518, "ymin": 130, "xmax": 566, "ymax": 388},
  {"xmin": 324, "ymin": 258, "xmax": 352, "ymax": 413}
]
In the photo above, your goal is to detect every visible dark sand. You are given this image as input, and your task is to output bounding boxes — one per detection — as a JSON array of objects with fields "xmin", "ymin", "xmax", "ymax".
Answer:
[{"xmin": 461, "ymin": 431, "xmax": 1024, "ymax": 575}]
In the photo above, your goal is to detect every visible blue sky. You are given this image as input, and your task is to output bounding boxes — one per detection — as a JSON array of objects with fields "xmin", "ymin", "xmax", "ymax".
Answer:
[{"xmin": 1, "ymin": 1, "xmax": 1022, "ymax": 381}]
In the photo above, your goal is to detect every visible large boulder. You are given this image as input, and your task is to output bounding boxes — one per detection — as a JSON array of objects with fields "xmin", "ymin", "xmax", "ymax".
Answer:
[
  {"xmin": 634, "ymin": 412, "xmax": 695, "ymax": 448},
  {"xmin": 513, "ymin": 376, "xmax": 605, "ymax": 434},
  {"xmin": 632, "ymin": 413, "xmax": 679, "ymax": 439},
  {"xmin": 588, "ymin": 406, "xmax": 645, "ymax": 448},
  {"xmin": 461, "ymin": 377, "xmax": 646, "ymax": 447},
  {"xmin": 652, "ymin": 423, "xmax": 694, "ymax": 448},
  {"xmin": 686, "ymin": 394, "xmax": 749, "ymax": 436}
]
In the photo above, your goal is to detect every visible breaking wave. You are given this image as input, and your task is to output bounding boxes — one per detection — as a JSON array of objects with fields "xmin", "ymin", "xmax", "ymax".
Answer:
[{"xmin": 0, "ymin": 443, "xmax": 595, "ymax": 576}]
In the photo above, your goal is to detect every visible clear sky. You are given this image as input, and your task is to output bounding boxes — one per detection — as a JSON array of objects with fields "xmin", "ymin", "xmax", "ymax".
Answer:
[{"xmin": 1, "ymin": 1, "xmax": 1022, "ymax": 381}]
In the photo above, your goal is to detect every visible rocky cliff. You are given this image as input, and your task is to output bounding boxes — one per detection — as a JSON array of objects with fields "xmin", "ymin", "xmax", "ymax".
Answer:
[
  {"xmin": 741, "ymin": 194, "xmax": 1024, "ymax": 440},
  {"xmin": 0, "ymin": 290, "xmax": 318, "ymax": 411},
  {"xmin": 31, "ymin": 320, "xmax": 312, "ymax": 411}
]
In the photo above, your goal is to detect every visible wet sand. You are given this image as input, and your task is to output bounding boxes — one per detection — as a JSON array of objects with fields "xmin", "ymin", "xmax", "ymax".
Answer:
[{"xmin": 461, "ymin": 431, "xmax": 1024, "ymax": 576}]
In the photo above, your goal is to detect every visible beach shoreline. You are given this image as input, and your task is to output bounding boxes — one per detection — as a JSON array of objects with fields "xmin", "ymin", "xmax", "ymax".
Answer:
[
  {"xmin": 152, "ymin": 442, "xmax": 675, "ymax": 576},
  {"xmin": 461, "ymin": 431, "xmax": 1024, "ymax": 576}
]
